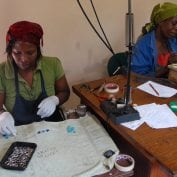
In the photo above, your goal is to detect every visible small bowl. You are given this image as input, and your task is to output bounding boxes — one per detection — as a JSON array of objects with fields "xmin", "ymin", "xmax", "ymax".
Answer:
[
  {"xmin": 104, "ymin": 83, "xmax": 119, "ymax": 94},
  {"xmin": 114, "ymin": 154, "xmax": 135, "ymax": 172}
]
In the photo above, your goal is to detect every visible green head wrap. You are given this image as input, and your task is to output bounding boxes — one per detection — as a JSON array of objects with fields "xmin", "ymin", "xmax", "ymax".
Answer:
[{"xmin": 142, "ymin": 2, "xmax": 177, "ymax": 35}]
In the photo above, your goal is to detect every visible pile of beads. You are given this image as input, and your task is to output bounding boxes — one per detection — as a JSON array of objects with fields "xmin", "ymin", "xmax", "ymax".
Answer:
[
  {"xmin": 4, "ymin": 146, "xmax": 34, "ymax": 168},
  {"xmin": 66, "ymin": 125, "xmax": 76, "ymax": 133},
  {"xmin": 37, "ymin": 128, "xmax": 50, "ymax": 134}
]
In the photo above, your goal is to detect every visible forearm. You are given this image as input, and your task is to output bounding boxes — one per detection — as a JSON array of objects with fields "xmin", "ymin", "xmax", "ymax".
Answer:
[
  {"xmin": 54, "ymin": 75, "xmax": 70, "ymax": 105},
  {"xmin": 0, "ymin": 93, "xmax": 6, "ymax": 114},
  {"xmin": 56, "ymin": 89, "xmax": 70, "ymax": 105}
]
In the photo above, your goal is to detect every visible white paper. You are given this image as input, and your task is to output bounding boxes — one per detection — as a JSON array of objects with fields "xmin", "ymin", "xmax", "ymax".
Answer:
[
  {"xmin": 121, "ymin": 118, "xmax": 144, "ymax": 130},
  {"xmin": 143, "ymin": 104, "xmax": 177, "ymax": 129},
  {"xmin": 121, "ymin": 103, "xmax": 177, "ymax": 130},
  {"xmin": 121, "ymin": 103, "xmax": 156, "ymax": 130},
  {"xmin": 137, "ymin": 81, "xmax": 177, "ymax": 97}
]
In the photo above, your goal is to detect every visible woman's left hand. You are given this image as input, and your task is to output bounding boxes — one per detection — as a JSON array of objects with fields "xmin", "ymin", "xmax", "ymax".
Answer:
[{"xmin": 37, "ymin": 96, "xmax": 59, "ymax": 118}]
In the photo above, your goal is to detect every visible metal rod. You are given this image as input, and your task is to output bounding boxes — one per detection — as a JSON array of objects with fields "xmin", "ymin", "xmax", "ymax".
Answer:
[{"xmin": 124, "ymin": 0, "xmax": 134, "ymax": 112}]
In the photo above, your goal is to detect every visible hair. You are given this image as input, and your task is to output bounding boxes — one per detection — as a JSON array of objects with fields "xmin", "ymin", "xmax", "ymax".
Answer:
[{"xmin": 6, "ymin": 39, "xmax": 42, "ymax": 60}]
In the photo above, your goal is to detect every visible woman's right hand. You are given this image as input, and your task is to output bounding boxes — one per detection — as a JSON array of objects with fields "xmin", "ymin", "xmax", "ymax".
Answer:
[
  {"xmin": 156, "ymin": 66, "xmax": 169, "ymax": 78},
  {"xmin": 168, "ymin": 53, "xmax": 177, "ymax": 65},
  {"xmin": 0, "ymin": 112, "xmax": 16, "ymax": 136}
]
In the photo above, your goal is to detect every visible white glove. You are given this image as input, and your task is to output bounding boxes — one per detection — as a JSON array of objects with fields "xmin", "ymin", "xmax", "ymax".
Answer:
[
  {"xmin": 0, "ymin": 112, "xmax": 16, "ymax": 136},
  {"xmin": 37, "ymin": 96, "xmax": 59, "ymax": 118}
]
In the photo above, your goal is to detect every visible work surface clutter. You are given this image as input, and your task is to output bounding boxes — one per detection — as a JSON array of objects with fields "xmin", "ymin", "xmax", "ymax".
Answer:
[{"xmin": 0, "ymin": 113, "xmax": 123, "ymax": 177}]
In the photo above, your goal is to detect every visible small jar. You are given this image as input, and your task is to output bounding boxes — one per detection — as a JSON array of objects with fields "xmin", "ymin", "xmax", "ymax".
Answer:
[
  {"xmin": 76, "ymin": 104, "xmax": 87, "ymax": 117},
  {"xmin": 65, "ymin": 109, "xmax": 79, "ymax": 119}
]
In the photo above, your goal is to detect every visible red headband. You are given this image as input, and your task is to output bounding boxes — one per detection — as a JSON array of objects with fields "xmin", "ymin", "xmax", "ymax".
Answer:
[{"xmin": 6, "ymin": 21, "xmax": 43, "ymax": 46}]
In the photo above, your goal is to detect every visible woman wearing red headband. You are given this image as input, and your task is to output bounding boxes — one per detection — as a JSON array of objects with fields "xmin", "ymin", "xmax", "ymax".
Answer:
[{"xmin": 0, "ymin": 21, "xmax": 70, "ymax": 135}]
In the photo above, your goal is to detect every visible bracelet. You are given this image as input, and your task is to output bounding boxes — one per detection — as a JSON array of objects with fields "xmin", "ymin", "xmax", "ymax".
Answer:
[{"xmin": 114, "ymin": 154, "xmax": 135, "ymax": 172}]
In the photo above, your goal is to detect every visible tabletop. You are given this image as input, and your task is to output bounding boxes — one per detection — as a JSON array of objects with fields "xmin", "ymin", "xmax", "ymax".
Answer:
[{"xmin": 72, "ymin": 73, "xmax": 177, "ymax": 177}]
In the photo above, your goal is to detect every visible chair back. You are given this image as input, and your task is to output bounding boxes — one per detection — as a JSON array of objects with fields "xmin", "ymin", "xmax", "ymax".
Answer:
[{"xmin": 107, "ymin": 52, "xmax": 128, "ymax": 76}]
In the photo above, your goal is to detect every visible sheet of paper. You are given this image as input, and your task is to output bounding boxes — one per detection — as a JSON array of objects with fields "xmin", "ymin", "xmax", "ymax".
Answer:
[
  {"xmin": 143, "ymin": 104, "xmax": 177, "ymax": 129},
  {"xmin": 121, "ymin": 103, "xmax": 157, "ymax": 130},
  {"xmin": 137, "ymin": 81, "xmax": 177, "ymax": 97},
  {"xmin": 121, "ymin": 103, "xmax": 177, "ymax": 130},
  {"xmin": 121, "ymin": 119, "xmax": 144, "ymax": 130},
  {"xmin": 0, "ymin": 113, "xmax": 118, "ymax": 177}
]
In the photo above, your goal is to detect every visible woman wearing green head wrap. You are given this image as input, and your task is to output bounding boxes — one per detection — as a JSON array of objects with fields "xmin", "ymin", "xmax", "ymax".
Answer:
[{"xmin": 131, "ymin": 2, "xmax": 177, "ymax": 78}]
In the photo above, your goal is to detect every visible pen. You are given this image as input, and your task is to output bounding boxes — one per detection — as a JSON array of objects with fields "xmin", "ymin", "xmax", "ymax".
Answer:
[{"xmin": 149, "ymin": 83, "xmax": 159, "ymax": 96}]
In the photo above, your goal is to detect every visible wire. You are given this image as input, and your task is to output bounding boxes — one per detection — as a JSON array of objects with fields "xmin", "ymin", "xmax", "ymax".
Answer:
[
  {"xmin": 90, "ymin": 0, "xmax": 115, "ymax": 54},
  {"xmin": 76, "ymin": 0, "xmax": 115, "ymax": 55}
]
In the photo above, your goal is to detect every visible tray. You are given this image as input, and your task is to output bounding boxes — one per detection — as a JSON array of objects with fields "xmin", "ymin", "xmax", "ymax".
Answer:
[{"xmin": 0, "ymin": 141, "xmax": 37, "ymax": 170}]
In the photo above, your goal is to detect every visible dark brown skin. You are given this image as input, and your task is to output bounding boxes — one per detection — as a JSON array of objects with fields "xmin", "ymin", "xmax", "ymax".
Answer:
[
  {"xmin": 155, "ymin": 16, "xmax": 177, "ymax": 78},
  {"xmin": 0, "ymin": 41, "xmax": 70, "ymax": 112}
]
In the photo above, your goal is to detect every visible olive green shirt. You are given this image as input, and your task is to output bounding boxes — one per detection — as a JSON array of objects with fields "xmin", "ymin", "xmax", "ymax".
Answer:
[{"xmin": 0, "ymin": 56, "xmax": 64, "ymax": 112}]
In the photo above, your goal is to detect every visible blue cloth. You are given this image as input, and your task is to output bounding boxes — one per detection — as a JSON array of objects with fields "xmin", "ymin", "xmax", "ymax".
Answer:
[{"xmin": 131, "ymin": 30, "xmax": 177, "ymax": 77}]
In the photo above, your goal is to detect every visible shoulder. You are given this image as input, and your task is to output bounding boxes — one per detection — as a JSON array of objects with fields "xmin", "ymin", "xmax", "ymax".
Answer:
[
  {"xmin": 0, "ymin": 61, "xmax": 8, "ymax": 90},
  {"xmin": 0, "ymin": 61, "xmax": 6, "ymax": 68},
  {"xmin": 136, "ymin": 31, "xmax": 155, "ymax": 45},
  {"xmin": 134, "ymin": 31, "xmax": 155, "ymax": 52},
  {"xmin": 39, "ymin": 56, "xmax": 64, "ymax": 79},
  {"xmin": 40, "ymin": 56, "xmax": 62, "ymax": 65},
  {"xmin": 0, "ymin": 61, "xmax": 8, "ymax": 75},
  {"xmin": 39, "ymin": 56, "xmax": 63, "ymax": 69}
]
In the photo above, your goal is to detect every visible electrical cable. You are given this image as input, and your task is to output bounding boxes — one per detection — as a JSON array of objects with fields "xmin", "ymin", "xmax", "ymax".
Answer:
[
  {"xmin": 76, "ymin": 0, "xmax": 115, "ymax": 55},
  {"xmin": 90, "ymin": 0, "xmax": 115, "ymax": 54}
]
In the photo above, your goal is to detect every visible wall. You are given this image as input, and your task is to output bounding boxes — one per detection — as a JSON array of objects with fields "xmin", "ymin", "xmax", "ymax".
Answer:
[{"xmin": 0, "ymin": 0, "xmax": 176, "ymax": 109}]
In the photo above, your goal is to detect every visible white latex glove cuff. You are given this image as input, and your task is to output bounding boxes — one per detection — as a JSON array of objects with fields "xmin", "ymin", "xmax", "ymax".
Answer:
[{"xmin": 52, "ymin": 95, "xmax": 59, "ymax": 105}]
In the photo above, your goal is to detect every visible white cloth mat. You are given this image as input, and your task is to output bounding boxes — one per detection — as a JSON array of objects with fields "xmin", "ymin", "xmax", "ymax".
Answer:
[{"xmin": 0, "ymin": 113, "xmax": 119, "ymax": 177}]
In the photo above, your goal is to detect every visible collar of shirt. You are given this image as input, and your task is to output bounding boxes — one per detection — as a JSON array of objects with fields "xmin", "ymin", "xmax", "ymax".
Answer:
[{"xmin": 4, "ymin": 57, "xmax": 42, "ymax": 80}]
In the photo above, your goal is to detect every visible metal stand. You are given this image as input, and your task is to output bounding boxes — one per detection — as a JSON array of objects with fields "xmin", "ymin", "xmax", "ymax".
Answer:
[
  {"xmin": 107, "ymin": 0, "xmax": 140, "ymax": 123},
  {"xmin": 95, "ymin": 0, "xmax": 140, "ymax": 123}
]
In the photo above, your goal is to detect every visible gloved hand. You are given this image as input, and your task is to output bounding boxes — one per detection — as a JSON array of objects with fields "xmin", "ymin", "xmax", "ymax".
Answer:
[
  {"xmin": 0, "ymin": 112, "xmax": 16, "ymax": 136},
  {"xmin": 37, "ymin": 96, "xmax": 59, "ymax": 118}
]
